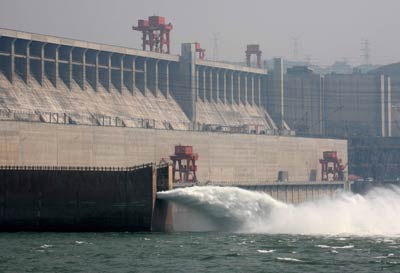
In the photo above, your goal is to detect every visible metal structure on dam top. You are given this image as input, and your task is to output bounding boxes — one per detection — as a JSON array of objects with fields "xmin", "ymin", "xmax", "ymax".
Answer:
[
  {"xmin": 170, "ymin": 145, "xmax": 198, "ymax": 183},
  {"xmin": 132, "ymin": 16, "xmax": 173, "ymax": 54}
]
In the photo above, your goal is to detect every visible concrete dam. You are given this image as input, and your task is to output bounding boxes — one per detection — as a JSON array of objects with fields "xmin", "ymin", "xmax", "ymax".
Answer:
[
  {"xmin": 0, "ymin": 27, "xmax": 348, "ymax": 231},
  {"xmin": 0, "ymin": 28, "xmax": 274, "ymax": 131},
  {"xmin": 0, "ymin": 28, "xmax": 347, "ymax": 181}
]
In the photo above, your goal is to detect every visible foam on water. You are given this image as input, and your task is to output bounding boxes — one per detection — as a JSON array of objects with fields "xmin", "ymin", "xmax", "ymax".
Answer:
[
  {"xmin": 315, "ymin": 244, "xmax": 354, "ymax": 249},
  {"xmin": 40, "ymin": 244, "xmax": 53, "ymax": 249},
  {"xmin": 276, "ymin": 257, "xmax": 304, "ymax": 262},
  {"xmin": 157, "ymin": 185, "xmax": 400, "ymax": 236},
  {"xmin": 257, "ymin": 249, "xmax": 275, "ymax": 253}
]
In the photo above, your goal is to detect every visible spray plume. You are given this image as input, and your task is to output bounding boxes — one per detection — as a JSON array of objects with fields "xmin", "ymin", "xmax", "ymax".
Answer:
[{"xmin": 158, "ymin": 186, "xmax": 400, "ymax": 236}]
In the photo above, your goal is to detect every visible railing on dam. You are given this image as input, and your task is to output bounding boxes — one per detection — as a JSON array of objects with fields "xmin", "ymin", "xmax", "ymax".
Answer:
[
  {"xmin": 0, "ymin": 109, "xmax": 295, "ymax": 136},
  {"xmin": 0, "ymin": 162, "xmax": 169, "ymax": 172}
]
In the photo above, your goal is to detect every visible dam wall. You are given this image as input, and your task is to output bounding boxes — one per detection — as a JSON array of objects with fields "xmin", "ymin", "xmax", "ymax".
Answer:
[
  {"xmin": 0, "ymin": 29, "xmax": 189, "ymax": 130},
  {"xmin": 193, "ymin": 57, "xmax": 275, "ymax": 130},
  {"xmin": 239, "ymin": 181, "xmax": 349, "ymax": 204},
  {"xmin": 0, "ymin": 28, "xmax": 276, "ymax": 132},
  {"xmin": 349, "ymin": 137, "xmax": 400, "ymax": 180},
  {"xmin": 0, "ymin": 121, "xmax": 347, "ymax": 183}
]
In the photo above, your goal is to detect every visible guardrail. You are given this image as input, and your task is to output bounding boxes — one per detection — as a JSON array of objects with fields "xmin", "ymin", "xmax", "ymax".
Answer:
[
  {"xmin": 0, "ymin": 109, "xmax": 295, "ymax": 136},
  {"xmin": 0, "ymin": 162, "xmax": 169, "ymax": 172}
]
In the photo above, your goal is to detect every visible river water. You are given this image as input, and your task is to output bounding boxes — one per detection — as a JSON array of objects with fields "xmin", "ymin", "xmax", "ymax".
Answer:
[
  {"xmin": 2, "ymin": 186, "xmax": 400, "ymax": 272},
  {"xmin": 1, "ymin": 232, "xmax": 400, "ymax": 272}
]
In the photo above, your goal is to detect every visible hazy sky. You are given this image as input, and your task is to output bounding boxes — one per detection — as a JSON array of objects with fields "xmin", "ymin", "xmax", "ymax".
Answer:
[{"xmin": 0, "ymin": 0, "xmax": 399, "ymax": 66}]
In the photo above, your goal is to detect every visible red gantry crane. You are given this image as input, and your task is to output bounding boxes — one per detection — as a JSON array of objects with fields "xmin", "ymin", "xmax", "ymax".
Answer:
[
  {"xmin": 170, "ymin": 145, "xmax": 198, "ymax": 183},
  {"xmin": 319, "ymin": 151, "xmax": 347, "ymax": 181},
  {"xmin": 132, "ymin": 16, "xmax": 173, "ymax": 54},
  {"xmin": 195, "ymin": 42, "xmax": 206, "ymax": 60}
]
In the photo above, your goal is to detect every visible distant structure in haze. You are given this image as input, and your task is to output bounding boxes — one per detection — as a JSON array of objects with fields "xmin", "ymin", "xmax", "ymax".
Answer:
[
  {"xmin": 291, "ymin": 37, "xmax": 300, "ymax": 60},
  {"xmin": 361, "ymin": 39, "xmax": 371, "ymax": 65},
  {"xmin": 212, "ymin": 32, "xmax": 220, "ymax": 61},
  {"xmin": 283, "ymin": 65, "xmax": 391, "ymax": 138},
  {"xmin": 245, "ymin": 44, "xmax": 262, "ymax": 68}
]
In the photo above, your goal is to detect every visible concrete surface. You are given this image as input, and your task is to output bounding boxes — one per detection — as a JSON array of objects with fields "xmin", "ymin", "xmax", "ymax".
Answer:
[{"xmin": 0, "ymin": 121, "xmax": 347, "ymax": 184}]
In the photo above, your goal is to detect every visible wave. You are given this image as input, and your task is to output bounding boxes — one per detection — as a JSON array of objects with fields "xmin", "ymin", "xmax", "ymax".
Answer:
[{"xmin": 157, "ymin": 185, "xmax": 400, "ymax": 236}]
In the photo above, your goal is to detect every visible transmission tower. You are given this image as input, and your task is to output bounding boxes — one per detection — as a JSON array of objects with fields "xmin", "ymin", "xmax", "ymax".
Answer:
[
  {"xmin": 291, "ymin": 37, "xmax": 299, "ymax": 60},
  {"xmin": 212, "ymin": 32, "xmax": 220, "ymax": 61},
  {"xmin": 361, "ymin": 39, "xmax": 371, "ymax": 65}
]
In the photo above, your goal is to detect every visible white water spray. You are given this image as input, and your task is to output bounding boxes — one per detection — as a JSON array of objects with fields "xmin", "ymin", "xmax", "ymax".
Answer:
[{"xmin": 157, "ymin": 186, "xmax": 400, "ymax": 236}]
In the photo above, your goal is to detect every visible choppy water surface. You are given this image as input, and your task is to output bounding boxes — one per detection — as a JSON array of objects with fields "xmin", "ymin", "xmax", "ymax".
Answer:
[
  {"xmin": 2, "ymin": 186, "xmax": 400, "ymax": 272},
  {"xmin": 1, "ymin": 232, "xmax": 400, "ymax": 272}
]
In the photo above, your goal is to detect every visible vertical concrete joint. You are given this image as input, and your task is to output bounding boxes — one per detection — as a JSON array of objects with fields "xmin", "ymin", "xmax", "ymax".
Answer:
[
  {"xmin": 237, "ymin": 72, "xmax": 241, "ymax": 105},
  {"xmin": 214, "ymin": 69, "xmax": 219, "ymax": 103},
  {"xmin": 68, "ymin": 47, "xmax": 74, "ymax": 90},
  {"xmin": 94, "ymin": 51, "xmax": 99, "ymax": 91},
  {"xmin": 209, "ymin": 68, "xmax": 213, "ymax": 102},
  {"xmin": 222, "ymin": 70, "xmax": 227, "ymax": 104},
  {"xmin": 195, "ymin": 66, "xmax": 199, "ymax": 101},
  {"xmin": 40, "ymin": 43, "xmax": 46, "ymax": 86},
  {"xmin": 202, "ymin": 67, "xmax": 206, "ymax": 101},
  {"xmin": 82, "ymin": 49, "xmax": 87, "ymax": 90},
  {"xmin": 143, "ymin": 58, "xmax": 148, "ymax": 96},
  {"xmin": 165, "ymin": 61, "xmax": 170, "ymax": 98},
  {"xmin": 229, "ymin": 71, "xmax": 234, "ymax": 105},
  {"xmin": 54, "ymin": 45, "xmax": 60, "ymax": 88},
  {"xmin": 108, "ymin": 53, "xmax": 112, "ymax": 91},
  {"xmin": 10, "ymin": 39, "xmax": 16, "ymax": 83},
  {"xmin": 250, "ymin": 74, "xmax": 255, "ymax": 105},
  {"xmin": 25, "ymin": 40, "xmax": 32, "ymax": 85},
  {"xmin": 120, "ymin": 55, "xmax": 124, "ymax": 93},
  {"xmin": 132, "ymin": 56, "xmax": 136, "ymax": 94},
  {"xmin": 243, "ymin": 73, "xmax": 248, "ymax": 105},
  {"xmin": 154, "ymin": 59, "xmax": 160, "ymax": 96},
  {"xmin": 380, "ymin": 74, "xmax": 386, "ymax": 137},
  {"xmin": 257, "ymin": 75, "xmax": 261, "ymax": 106},
  {"xmin": 387, "ymin": 77, "xmax": 392, "ymax": 137}
]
